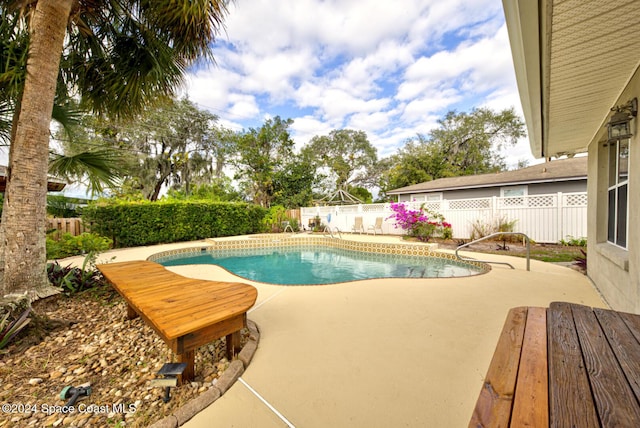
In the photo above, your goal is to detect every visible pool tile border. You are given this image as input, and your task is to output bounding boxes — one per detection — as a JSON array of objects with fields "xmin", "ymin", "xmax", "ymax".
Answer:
[{"xmin": 147, "ymin": 235, "xmax": 490, "ymax": 274}]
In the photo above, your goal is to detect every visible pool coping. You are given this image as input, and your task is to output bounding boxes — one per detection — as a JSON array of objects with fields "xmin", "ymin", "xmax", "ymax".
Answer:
[{"xmin": 146, "ymin": 235, "xmax": 491, "ymax": 283}]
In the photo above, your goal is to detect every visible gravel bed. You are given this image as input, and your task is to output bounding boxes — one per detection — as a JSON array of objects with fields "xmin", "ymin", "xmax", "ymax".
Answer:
[{"xmin": 0, "ymin": 288, "xmax": 249, "ymax": 427}]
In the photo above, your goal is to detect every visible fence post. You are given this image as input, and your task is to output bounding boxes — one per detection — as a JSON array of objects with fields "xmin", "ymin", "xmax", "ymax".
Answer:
[{"xmin": 557, "ymin": 192, "xmax": 563, "ymax": 243}]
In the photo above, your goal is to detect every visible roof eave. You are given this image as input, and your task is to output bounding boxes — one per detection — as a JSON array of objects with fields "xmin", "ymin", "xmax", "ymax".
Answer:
[
  {"xmin": 386, "ymin": 175, "xmax": 587, "ymax": 195},
  {"xmin": 502, "ymin": 0, "xmax": 545, "ymax": 158}
]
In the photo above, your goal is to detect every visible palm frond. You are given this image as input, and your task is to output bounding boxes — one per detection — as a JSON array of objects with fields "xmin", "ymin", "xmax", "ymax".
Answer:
[
  {"xmin": 0, "ymin": 101, "xmax": 12, "ymax": 146},
  {"xmin": 48, "ymin": 150, "xmax": 123, "ymax": 196}
]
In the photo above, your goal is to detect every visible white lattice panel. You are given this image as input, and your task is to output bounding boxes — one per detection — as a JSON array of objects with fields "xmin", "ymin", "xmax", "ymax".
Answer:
[
  {"xmin": 564, "ymin": 193, "xmax": 588, "ymax": 206},
  {"xmin": 528, "ymin": 195, "xmax": 556, "ymax": 207},
  {"xmin": 449, "ymin": 199, "xmax": 491, "ymax": 210},
  {"xmin": 498, "ymin": 197, "xmax": 525, "ymax": 207},
  {"xmin": 362, "ymin": 204, "xmax": 386, "ymax": 213},
  {"xmin": 422, "ymin": 202, "xmax": 442, "ymax": 211},
  {"xmin": 337, "ymin": 206, "xmax": 359, "ymax": 214}
]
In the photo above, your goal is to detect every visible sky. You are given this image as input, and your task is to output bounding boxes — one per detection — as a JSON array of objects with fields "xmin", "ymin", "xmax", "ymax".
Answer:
[{"xmin": 183, "ymin": 0, "xmax": 538, "ymax": 168}]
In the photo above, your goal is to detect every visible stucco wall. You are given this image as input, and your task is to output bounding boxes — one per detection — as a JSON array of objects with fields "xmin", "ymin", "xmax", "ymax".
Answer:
[
  {"xmin": 528, "ymin": 180, "xmax": 586, "ymax": 195},
  {"xmin": 587, "ymin": 67, "xmax": 640, "ymax": 313}
]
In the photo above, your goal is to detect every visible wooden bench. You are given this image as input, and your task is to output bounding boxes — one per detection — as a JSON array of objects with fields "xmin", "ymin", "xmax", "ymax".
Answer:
[
  {"xmin": 470, "ymin": 302, "xmax": 640, "ymax": 427},
  {"xmin": 97, "ymin": 260, "xmax": 258, "ymax": 382}
]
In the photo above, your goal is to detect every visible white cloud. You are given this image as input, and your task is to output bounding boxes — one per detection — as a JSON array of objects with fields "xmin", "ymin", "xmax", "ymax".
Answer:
[
  {"xmin": 186, "ymin": 0, "xmax": 533, "ymax": 168},
  {"xmin": 290, "ymin": 115, "xmax": 334, "ymax": 148},
  {"xmin": 347, "ymin": 111, "xmax": 391, "ymax": 133},
  {"xmin": 227, "ymin": 93, "xmax": 260, "ymax": 119}
]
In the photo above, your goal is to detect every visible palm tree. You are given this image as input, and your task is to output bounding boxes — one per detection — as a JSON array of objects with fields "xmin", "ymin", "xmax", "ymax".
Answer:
[
  {"xmin": 0, "ymin": 0, "xmax": 230, "ymax": 297},
  {"xmin": 48, "ymin": 149, "xmax": 122, "ymax": 197}
]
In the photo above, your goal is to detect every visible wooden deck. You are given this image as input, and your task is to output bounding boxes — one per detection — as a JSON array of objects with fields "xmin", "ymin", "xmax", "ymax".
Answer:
[
  {"xmin": 97, "ymin": 260, "xmax": 257, "ymax": 381},
  {"xmin": 470, "ymin": 302, "xmax": 640, "ymax": 427}
]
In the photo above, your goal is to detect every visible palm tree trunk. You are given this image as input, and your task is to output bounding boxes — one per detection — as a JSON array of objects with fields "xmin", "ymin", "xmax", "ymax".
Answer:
[{"xmin": 0, "ymin": 0, "xmax": 73, "ymax": 297}]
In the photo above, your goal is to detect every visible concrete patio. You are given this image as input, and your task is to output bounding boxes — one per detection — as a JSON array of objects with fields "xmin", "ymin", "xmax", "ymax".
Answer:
[{"xmin": 77, "ymin": 234, "xmax": 606, "ymax": 427}]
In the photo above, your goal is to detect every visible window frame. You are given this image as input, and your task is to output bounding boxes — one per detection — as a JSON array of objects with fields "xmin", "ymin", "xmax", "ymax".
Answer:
[
  {"xmin": 607, "ymin": 138, "xmax": 629, "ymax": 249},
  {"xmin": 500, "ymin": 185, "xmax": 528, "ymax": 198},
  {"xmin": 425, "ymin": 192, "xmax": 443, "ymax": 202}
]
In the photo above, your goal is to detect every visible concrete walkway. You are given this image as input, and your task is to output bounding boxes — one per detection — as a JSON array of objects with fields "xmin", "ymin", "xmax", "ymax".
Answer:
[{"xmin": 71, "ymin": 235, "xmax": 606, "ymax": 427}]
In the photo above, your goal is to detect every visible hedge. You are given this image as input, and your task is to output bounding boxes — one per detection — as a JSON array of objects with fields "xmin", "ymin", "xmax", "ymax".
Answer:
[{"xmin": 82, "ymin": 200, "xmax": 267, "ymax": 248}]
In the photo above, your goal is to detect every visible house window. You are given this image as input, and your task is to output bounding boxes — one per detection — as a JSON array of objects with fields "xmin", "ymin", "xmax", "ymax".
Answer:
[
  {"xmin": 425, "ymin": 193, "xmax": 443, "ymax": 202},
  {"xmin": 607, "ymin": 139, "xmax": 629, "ymax": 248},
  {"xmin": 500, "ymin": 185, "xmax": 528, "ymax": 197},
  {"xmin": 500, "ymin": 185, "xmax": 528, "ymax": 206}
]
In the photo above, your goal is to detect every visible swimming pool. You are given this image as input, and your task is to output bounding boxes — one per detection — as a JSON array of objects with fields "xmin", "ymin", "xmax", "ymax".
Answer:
[{"xmin": 150, "ymin": 237, "xmax": 488, "ymax": 285}]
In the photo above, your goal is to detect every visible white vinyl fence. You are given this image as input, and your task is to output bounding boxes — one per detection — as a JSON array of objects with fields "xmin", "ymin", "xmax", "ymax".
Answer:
[{"xmin": 300, "ymin": 192, "xmax": 587, "ymax": 244}]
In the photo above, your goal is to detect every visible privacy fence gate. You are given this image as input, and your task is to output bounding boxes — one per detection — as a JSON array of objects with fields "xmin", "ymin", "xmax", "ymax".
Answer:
[{"xmin": 300, "ymin": 192, "xmax": 588, "ymax": 244}]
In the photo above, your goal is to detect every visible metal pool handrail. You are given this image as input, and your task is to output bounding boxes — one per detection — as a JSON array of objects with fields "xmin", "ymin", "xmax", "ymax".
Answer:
[
  {"xmin": 455, "ymin": 232, "xmax": 531, "ymax": 271},
  {"xmin": 323, "ymin": 226, "xmax": 342, "ymax": 239}
]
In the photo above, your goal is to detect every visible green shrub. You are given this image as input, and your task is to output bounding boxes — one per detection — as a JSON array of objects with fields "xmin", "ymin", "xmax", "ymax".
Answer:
[
  {"xmin": 82, "ymin": 199, "xmax": 267, "ymax": 248},
  {"xmin": 287, "ymin": 217, "xmax": 300, "ymax": 232},
  {"xmin": 46, "ymin": 232, "xmax": 113, "ymax": 260},
  {"xmin": 559, "ymin": 236, "xmax": 587, "ymax": 247},
  {"xmin": 311, "ymin": 215, "xmax": 325, "ymax": 232},
  {"xmin": 441, "ymin": 225, "xmax": 453, "ymax": 240},
  {"xmin": 47, "ymin": 252, "xmax": 107, "ymax": 294},
  {"xmin": 262, "ymin": 205, "xmax": 288, "ymax": 232}
]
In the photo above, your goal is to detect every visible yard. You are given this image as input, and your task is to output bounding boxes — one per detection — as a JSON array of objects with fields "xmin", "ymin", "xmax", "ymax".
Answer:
[{"xmin": 430, "ymin": 237, "xmax": 586, "ymax": 265}]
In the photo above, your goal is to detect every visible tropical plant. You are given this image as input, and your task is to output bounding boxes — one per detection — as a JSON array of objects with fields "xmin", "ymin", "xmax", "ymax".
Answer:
[
  {"xmin": 46, "ymin": 232, "xmax": 113, "ymax": 260},
  {"xmin": 261, "ymin": 206, "xmax": 288, "ymax": 233},
  {"xmin": 286, "ymin": 218, "xmax": 300, "ymax": 232},
  {"xmin": 0, "ymin": 0, "xmax": 231, "ymax": 297},
  {"xmin": 469, "ymin": 215, "xmax": 518, "ymax": 241},
  {"xmin": 47, "ymin": 195, "xmax": 80, "ymax": 218},
  {"xmin": 387, "ymin": 202, "xmax": 452, "ymax": 242},
  {"xmin": 573, "ymin": 249, "xmax": 587, "ymax": 272},
  {"xmin": 311, "ymin": 215, "xmax": 325, "ymax": 232},
  {"xmin": 0, "ymin": 306, "xmax": 31, "ymax": 350},
  {"xmin": 46, "ymin": 252, "xmax": 107, "ymax": 294},
  {"xmin": 48, "ymin": 149, "xmax": 122, "ymax": 197}
]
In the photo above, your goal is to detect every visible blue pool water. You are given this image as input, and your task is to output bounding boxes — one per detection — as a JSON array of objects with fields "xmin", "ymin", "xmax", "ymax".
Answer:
[{"xmin": 156, "ymin": 246, "xmax": 483, "ymax": 285}]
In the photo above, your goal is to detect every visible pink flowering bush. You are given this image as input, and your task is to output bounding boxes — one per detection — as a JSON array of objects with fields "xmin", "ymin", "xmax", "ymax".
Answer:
[{"xmin": 387, "ymin": 202, "xmax": 453, "ymax": 241}]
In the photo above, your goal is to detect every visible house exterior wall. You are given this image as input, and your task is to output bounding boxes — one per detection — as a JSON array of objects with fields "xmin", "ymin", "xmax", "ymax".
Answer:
[
  {"xmin": 587, "ymin": 68, "xmax": 640, "ymax": 313},
  {"xmin": 396, "ymin": 179, "xmax": 586, "ymax": 202},
  {"xmin": 528, "ymin": 180, "xmax": 586, "ymax": 195},
  {"xmin": 398, "ymin": 188, "xmax": 499, "ymax": 202}
]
